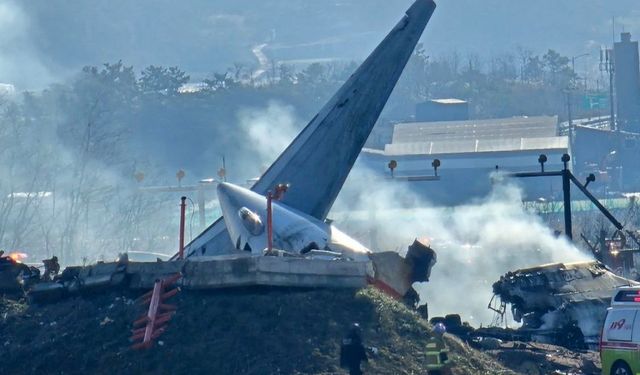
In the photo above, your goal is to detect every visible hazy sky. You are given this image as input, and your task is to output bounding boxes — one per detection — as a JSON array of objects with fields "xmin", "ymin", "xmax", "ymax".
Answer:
[{"xmin": 2, "ymin": 0, "xmax": 639, "ymax": 89}]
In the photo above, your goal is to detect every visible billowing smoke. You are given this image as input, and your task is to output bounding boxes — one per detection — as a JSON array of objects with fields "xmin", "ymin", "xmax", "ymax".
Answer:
[
  {"xmin": 0, "ymin": 95, "xmax": 300, "ymax": 267},
  {"xmin": 331, "ymin": 166, "xmax": 591, "ymax": 326},
  {"xmin": 0, "ymin": 81, "xmax": 180, "ymax": 266},
  {"xmin": 237, "ymin": 101, "xmax": 299, "ymax": 175},
  {"xmin": 228, "ymin": 102, "xmax": 593, "ymax": 327}
]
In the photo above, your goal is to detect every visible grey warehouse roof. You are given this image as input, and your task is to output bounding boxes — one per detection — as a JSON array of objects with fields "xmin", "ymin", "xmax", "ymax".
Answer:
[
  {"xmin": 392, "ymin": 115, "xmax": 558, "ymax": 144},
  {"xmin": 382, "ymin": 136, "xmax": 569, "ymax": 156}
]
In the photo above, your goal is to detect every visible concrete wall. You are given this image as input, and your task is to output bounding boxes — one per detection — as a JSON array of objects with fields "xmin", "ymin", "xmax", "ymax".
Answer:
[{"xmin": 126, "ymin": 256, "xmax": 369, "ymax": 290}]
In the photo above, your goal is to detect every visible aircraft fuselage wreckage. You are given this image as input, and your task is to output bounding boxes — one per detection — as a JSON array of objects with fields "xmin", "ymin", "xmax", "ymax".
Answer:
[
  {"xmin": 216, "ymin": 181, "xmax": 437, "ymax": 298},
  {"xmin": 492, "ymin": 261, "xmax": 638, "ymax": 349},
  {"xmin": 2, "ymin": 0, "xmax": 438, "ymax": 301}
]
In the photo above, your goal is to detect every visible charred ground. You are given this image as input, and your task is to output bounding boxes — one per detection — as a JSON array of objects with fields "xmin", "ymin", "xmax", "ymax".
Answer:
[{"xmin": 0, "ymin": 287, "xmax": 514, "ymax": 375}]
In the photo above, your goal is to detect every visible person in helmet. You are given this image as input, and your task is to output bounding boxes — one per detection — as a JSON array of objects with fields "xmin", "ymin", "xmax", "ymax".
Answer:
[
  {"xmin": 340, "ymin": 323, "xmax": 368, "ymax": 375},
  {"xmin": 433, "ymin": 322, "xmax": 446, "ymax": 335},
  {"xmin": 42, "ymin": 256, "xmax": 60, "ymax": 281},
  {"xmin": 426, "ymin": 323, "xmax": 450, "ymax": 374}
]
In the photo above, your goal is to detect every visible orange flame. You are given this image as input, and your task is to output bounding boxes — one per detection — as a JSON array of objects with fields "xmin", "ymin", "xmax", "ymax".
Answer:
[{"xmin": 8, "ymin": 252, "xmax": 27, "ymax": 263}]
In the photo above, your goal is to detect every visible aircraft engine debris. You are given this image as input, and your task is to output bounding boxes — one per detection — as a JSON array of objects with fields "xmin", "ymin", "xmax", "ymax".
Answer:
[
  {"xmin": 492, "ymin": 261, "xmax": 638, "ymax": 349},
  {"xmin": 0, "ymin": 253, "xmax": 40, "ymax": 292}
]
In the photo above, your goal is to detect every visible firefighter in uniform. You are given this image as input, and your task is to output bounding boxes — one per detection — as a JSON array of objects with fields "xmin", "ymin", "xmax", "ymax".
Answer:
[{"xmin": 426, "ymin": 323, "xmax": 450, "ymax": 375}]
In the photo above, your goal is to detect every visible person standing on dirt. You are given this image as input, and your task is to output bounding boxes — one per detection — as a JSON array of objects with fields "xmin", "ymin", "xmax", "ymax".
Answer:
[
  {"xmin": 42, "ymin": 256, "xmax": 60, "ymax": 281},
  {"xmin": 340, "ymin": 323, "xmax": 368, "ymax": 375},
  {"xmin": 426, "ymin": 322, "xmax": 451, "ymax": 375}
]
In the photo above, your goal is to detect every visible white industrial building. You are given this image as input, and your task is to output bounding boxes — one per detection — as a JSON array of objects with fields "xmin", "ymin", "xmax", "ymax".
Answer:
[{"xmin": 359, "ymin": 116, "xmax": 570, "ymax": 204}]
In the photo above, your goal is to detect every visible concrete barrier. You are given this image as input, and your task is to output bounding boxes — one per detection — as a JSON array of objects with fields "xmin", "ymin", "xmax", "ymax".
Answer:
[
  {"xmin": 116, "ymin": 255, "xmax": 370, "ymax": 290},
  {"xmin": 26, "ymin": 255, "xmax": 370, "ymax": 300}
]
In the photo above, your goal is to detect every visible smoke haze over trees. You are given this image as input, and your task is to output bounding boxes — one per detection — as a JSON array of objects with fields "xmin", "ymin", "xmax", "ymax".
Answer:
[{"xmin": 0, "ymin": 43, "xmax": 612, "ymax": 264}]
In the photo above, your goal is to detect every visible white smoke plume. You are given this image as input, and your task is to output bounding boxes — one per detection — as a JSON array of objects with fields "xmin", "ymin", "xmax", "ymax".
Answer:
[
  {"xmin": 230, "ymin": 103, "xmax": 592, "ymax": 327},
  {"xmin": 237, "ymin": 101, "xmax": 299, "ymax": 175},
  {"xmin": 332, "ymin": 166, "xmax": 592, "ymax": 326}
]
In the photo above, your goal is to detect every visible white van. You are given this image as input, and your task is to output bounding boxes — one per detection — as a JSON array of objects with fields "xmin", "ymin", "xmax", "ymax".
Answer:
[{"xmin": 601, "ymin": 286, "xmax": 640, "ymax": 375}]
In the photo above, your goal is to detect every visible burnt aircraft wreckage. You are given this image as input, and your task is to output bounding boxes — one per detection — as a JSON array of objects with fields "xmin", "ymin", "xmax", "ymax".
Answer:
[
  {"xmin": 491, "ymin": 261, "xmax": 638, "ymax": 349},
  {"xmin": 185, "ymin": 0, "xmax": 436, "ymax": 259},
  {"xmin": 216, "ymin": 181, "xmax": 436, "ymax": 298},
  {"xmin": 1, "ymin": 0, "xmax": 438, "ymax": 301}
]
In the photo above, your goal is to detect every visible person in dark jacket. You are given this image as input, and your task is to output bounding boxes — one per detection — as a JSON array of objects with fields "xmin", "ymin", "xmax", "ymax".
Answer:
[
  {"xmin": 340, "ymin": 323, "xmax": 368, "ymax": 375},
  {"xmin": 42, "ymin": 256, "xmax": 60, "ymax": 281}
]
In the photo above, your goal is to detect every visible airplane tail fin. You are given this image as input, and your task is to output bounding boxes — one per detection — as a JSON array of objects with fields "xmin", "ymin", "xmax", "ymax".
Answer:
[{"xmin": 186, "ymin": 0, "xmax": 437, "ymax": 257}]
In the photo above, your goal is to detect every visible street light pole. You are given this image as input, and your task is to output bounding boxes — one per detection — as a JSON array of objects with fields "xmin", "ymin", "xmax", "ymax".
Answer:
[
  {"xmin": 600, "ymin": 48, "xmax": 615, "ymax": 130},
  {"xmin": 568, "ymin": 53, "xmax": 589, "ymax": 131},
  {"xmin": 571, "ymin": 53, "xmax": 589, "ymax": 73}
]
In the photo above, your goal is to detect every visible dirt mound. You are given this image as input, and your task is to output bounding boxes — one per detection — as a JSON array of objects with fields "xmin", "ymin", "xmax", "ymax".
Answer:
[{"xmin": 1, "ymin": 287, "xmax": 513, "ymax": 374}]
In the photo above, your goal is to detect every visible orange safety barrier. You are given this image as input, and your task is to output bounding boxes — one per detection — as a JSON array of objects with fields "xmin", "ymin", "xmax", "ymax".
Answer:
[{"xmin": 131, "ymin": 273, "xmax": 182, "ymax": 350}]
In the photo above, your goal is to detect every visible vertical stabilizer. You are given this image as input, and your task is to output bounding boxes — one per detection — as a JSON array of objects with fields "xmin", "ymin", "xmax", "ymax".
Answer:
[{"xmin": 187, "ymin": 0, "xmax": 436, "ymax": 257}]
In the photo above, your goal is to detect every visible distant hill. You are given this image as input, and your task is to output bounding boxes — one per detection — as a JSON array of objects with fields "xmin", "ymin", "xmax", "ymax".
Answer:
[{"xmin": 5, "ymin": 0, "xmax": 639, "ymax": 89}]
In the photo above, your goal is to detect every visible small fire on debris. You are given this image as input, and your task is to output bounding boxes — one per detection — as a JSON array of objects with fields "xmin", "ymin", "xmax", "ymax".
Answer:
[{"xmin": 7, "ymin": 252, "xmax": 27, "ymax": 263}]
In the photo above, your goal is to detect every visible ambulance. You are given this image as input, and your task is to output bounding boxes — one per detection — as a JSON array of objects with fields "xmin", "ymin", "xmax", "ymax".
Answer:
[{"xmin": 601, "ymin": 286, "xmax": 640, "ymax": 375}]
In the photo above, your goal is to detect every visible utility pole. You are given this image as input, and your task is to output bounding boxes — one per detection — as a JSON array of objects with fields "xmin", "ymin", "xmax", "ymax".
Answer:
[
  {"xmin": 600, "ymin": 48, "xmax": 616, "ymax": 130},
  {"xmin": 178, "ymin": 197, "xmax": 186, "ymax": 259},
  {"xmin": 572, "ymin": 53, "xmax": 589, "ymax": 73},
  {"xmin": 568, "ymin": 53, "xmax": 589, "ymax": 136},
  {"xmin": 561, "ymin": 154, "xmax": 573, "ymax": 240},
  {"xmin": 566, "ymin": 91, "xmax": 573, "ymax": 135},
  {"xmin": 609, "ymin": 51, "xmax": 616, "ymax": 131}
]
